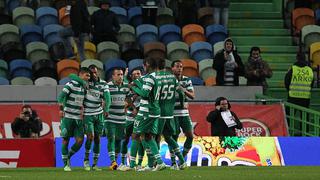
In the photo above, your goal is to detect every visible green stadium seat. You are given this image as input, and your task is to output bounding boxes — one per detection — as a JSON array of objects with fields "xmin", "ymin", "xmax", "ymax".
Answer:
[
  {"xmin": 81, "ymin": 59, "xmax": 105, "ymax": 80},
  {"xmin": 198, "ymin": 58, "xmax": 216, "ymax": 80},
  {"xmin": 301, "ymin": 25, "xmax": 320, "ymax": 52},
  {"xmin": 12, "ymin": 7, "xmax": 35, "ymax": 27},
  {"xmin": 167, "ymin": 41, "xmax": 189, "ymax": 61},
  {"xmin": 88, "ymin": 6, "xmax": 100, "ymax": 16},
  {"xmin": 0, "ymin": 24, "xmax": 20, "ymax": 45},
  {"xmin": 11, "ymin": 77, "xmax": 33, "ymax": 85},
  {"xmin": 97, "ymin": 41, "xmax": 120, "ymax": 63},
  {"xmin": 117, "ymin": 24, "xmax": 136, "ymax": 45},
  {"xmin": 0, "ymin": 59, "xmax": 8, "ymax": 78},
  {"xmin": 156, "ymin": 7, "xmax": 174, "ymax": 27},
  {"xmin": 26, "ymin": 42, "xmax": 50, "ymax": 65}
]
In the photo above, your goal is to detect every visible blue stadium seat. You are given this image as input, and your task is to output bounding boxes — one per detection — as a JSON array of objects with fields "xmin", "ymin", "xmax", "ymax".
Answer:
[
  {"xmin": 6, "ymin": 0, "xmax": 20, "ymax": 13},
  {"xmin": 190, "ymin": 77, "xmax": 204, "ymax": 86},
  {"xmin": 110, "ymin": 6, "xmax": 128, "ymax": 24},
  {"xmin": 136, "ymin": 24, "xmax": 158, "ymax": 47},
  {"xmin": 128, "ymin": 58, "xmax": 143, "ymax": 74},
  {"xmin": 104, "ymin": 58, "xmax": 127, "ymax": 80},
  {"xmin": 316, "ymin": 8, "xmax": 320, "ymax": 24},
  {"xmin": 190, "ymin": 41, "xmax": 213, "ymax": 62},
  {"xmin": 59, "ymin": 77, "xmax": 71, "ymax": 85},
  {"xmin": 9, "ymin": 59, "xmax": 33, "ymax": 79},
  {"xmin": 128, "ymin": 6, "xmax": 142, "ymax": 27},
  {"xmin": 43, "ymin": 24, "xmax": 64, "ymax": 48},
  {"xmin": 159, "ymin": 24, "xmax": 181, "ymax": 45},
  {"xmin": 20, "ymin": 25, "xmax": 42, "ymax": 45},
  {"xmin": 205, "ymin": 24, "xmax": 227, "ymax": 45},
  {"xmin": 0, "ymin": 77, "xmax": 10, "ymax": 85},
  {"xmin": 36, "ymin": 7, "xmax": 58, "ymax": 28}
]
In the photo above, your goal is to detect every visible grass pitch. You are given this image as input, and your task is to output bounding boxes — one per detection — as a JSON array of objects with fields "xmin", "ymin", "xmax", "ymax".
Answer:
[{"xmin": 0, "ymin": 166, "xmax": 319, "ymax": 180}]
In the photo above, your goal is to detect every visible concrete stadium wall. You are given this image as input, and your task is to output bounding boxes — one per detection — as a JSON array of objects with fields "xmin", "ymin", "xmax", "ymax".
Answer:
[{"xmin": 0, "ymin": 86, "xmax": 262, "ymax": 102}]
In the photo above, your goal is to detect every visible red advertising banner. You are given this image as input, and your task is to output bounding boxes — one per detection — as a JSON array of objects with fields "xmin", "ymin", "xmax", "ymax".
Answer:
[
  {"xmin": 0, "ymin": 139, "xmax": 55, "ymax": 167},
  {"xmin": 189, "ymin": 104, "xmax": 288, "ymax": 136},
  {"xmin": 0, "ymin": 103, "xmax": 288, "ymax": 138}
]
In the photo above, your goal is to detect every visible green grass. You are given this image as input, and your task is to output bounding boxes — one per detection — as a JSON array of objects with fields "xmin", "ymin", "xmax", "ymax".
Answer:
[{"xmin": 0, "ymin": 167, "xmax": 320, "ymax": 180}]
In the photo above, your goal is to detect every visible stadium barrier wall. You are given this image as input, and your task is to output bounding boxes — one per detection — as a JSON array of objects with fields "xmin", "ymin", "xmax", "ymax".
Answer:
[{"xmin": 0, "ymin": 103, "xmax": 287, "ymax": 139}]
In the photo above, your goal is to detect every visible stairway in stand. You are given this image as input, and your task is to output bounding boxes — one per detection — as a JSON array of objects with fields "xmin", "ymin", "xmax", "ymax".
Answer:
[{"xmin": 229, "ymin": 0, "xmax": 298, "ymax": 88}]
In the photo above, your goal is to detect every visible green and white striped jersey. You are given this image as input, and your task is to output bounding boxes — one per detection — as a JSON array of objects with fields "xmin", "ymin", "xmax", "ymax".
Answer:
[
  {"xmin": 84, "ymin": 79, "xmax": 109, "ymax": 116},
  {"xmin": 106, "ymin": 81, "xmax": 130, "ymax": 124},
  {"xmin": 126, "ymin": 91, "xmax": 141, "ymax": 122},
  {"xmin": 174, "ymin": 75, "xmax": 194, "ymax": 117},
  {"xmin": 59, "ymin": 79, "xmax": 86, "ymax": 120}
]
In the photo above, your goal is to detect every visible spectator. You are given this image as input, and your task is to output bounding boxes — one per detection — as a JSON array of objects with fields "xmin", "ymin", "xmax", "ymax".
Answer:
[
  {"xmin": 213, "ymin": 38, "xmax": 244, "ymax": 86},
  {"xmin": 91, "ymin": 0, "xmax": 120, "ymax": 45},
  {"xmin": 59, "ymin": 0, "xmax": 90, "ymax": 61},
  {"xmin": 206, "ymin": 97, "xmax": 242, "ymax": 136},
  {"xmin": 244, "ymin": 47, "xmax": 273, "ymax": 93},
  {"xmin": 209, "ymin": 0, "xmax": 230, "ymax": 27},
  {"xmin": 177, "ymin": 0, "xmax": 197, "ymax": 26},
  {"xmin": 11, "ymin": 105, "xmax": 43, "ymax": 138}
]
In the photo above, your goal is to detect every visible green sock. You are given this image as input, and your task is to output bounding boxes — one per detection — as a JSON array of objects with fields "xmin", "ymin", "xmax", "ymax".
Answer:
[
  {"xmin": 93, "ymin": 141, "xmax": 100, "ymax": 166},
  {"xmin": 68, "ymin": 142, "xmax": 82, "ymax": 159},
  {"xmin": 183, "ymin": 136, "xmax": 193, "ymax": 157},
  {"xmin": 115, "ymin": 139, "xmax": 121, "ymax": 161},
  {"xmin": 165, "ymin": 136, "xmax": 185, "ymax": 164},
  {"xmin": 141, "ymin": 139, "xmax": 154, "ymax": 167},
  {"xmin": 84, "ymin": 138, "xmax": 92, "ymax": 161},
  {"xmin": 145, "ymin": 138, "xmax": 163, "ymax": 165},
  {"xmin": 137, "ymin": 143, "xmax": 145, "ymax": 165},
  {"xmin": 121, "ymin": 139, "xmax": 128, "ymax": 164},
  {"xmin": 129, "ymin": 139, "xmax": 139, "ymax": 168},
  {"xmin": 108, "ymin": 137, "xmax": 115, "ymax": 161},
  {"xmin": 61, "ymin": 140, "xmax": 69, "ymax": 166}
]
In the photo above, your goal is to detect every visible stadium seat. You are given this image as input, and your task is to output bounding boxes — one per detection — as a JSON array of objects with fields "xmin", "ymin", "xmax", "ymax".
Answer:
[
  {"xmin": 36, "ymin": 7, "xmax": 58, "ymax": 28},
  {"xmin": 164, "ymin": 58, "xmax": 172, "ymax": 70},
  {"xmin": 58, "ymin": 6, "xmax": 70, "ymax": 27},
  {"xmin": 128, "ymin": 6, "xmax": 142, "ymax": 27},
  {"xmin": 117, "ymin": 24, "xmax": 136, "ymax": 45},
  {"xmin": 182, "ymin": 24, "xmax": 206, "ymax": 46},
  {"xmin": 34, "ymin": 77, "xmax": 57, "ymax": 86},
  {"xmin": 190, "ymin": 41, "xmax": 213, "ymax": 62},
  {"xmin": 58, "ymin": 76, "xmax": 71, "ymax": 85},
  {"xmin": 198, "ymin": 7, "xmax": 214, "ymax": 28},
  {"xmin": 301, "ymin": 25, "xmax": 320, "ymax": 52},
  {"xmin": 0, "ymin": 59, "xmax": 8, "ymax": 78},
  {"xmin": 10, "ymin": 59, "xmax": 33, "ymax": 79},
  {"xmin": 49, "ymin": 42, "xmax": 66, "ymax": 61},
  {"xmin": 88, "ymin": 6, "xmax": 100, "ymax": 16},
  {"xmin": 167, "ymin": 41, "xmax": 190, "ymax": 61},
  {"xmin": 190, "ymin": 77, "xmax": 204, "ymax": 86},
  {"xmin": 0, "ymin": 24, "xmax": 20, "ymax": 46},
  {"xmin": 144, "ymin": 42, "xmax": 166, "ymax": 59},
  {"xmin": 0, "ymin": 77, "xmax": 10, "ymax": 85},
  {"xmin": 204, "ymin": 76, "xmax": 216, "ymax": 86},
  {"xmin": 6, "ymin": 0, "xmax": 20, "ymax": 13},
  {"xmin": 205, "ymin": 24, "xmax": 228, "ymax": 45},
  {"xmin": 121, "ymin": 41, "xmax": 142, "ymax": 62},
  {"xmin": 181, "ymin": 59, "xmax": 198, "ymax": 77},
  {"xmin": 53, "ymin": 0, "xmax": 67, "ymax": 10},
  {"xmin": 43, "ymin": 24, "xmax": 64, "ymax": 48},
  {"xmin": 239, "ymin": 76, "xmax": 247, "ymax": 86},
  {"xmin": 156, "ymin": 7, "xmax": 174, "ymax": 27},
  {"xmin": 11, "ymin": 77, "xmax": 33, "ymax": 85},
  {"xmin": 32, "ymin": 59, "xmax": 57, "ymax": 80},
  {"xmin": 1, "ymin": 42, "xmax": 26, "ymax": 63},
  {"xmin": 159, "ymin": 24, "xmax": 181, "ymax": 45},
  {"xmin": 104, "ymin": 58, "xmax": 127, "ymax": 80},
  {"xmin": 12, "ymin": 7, "xmax": 35, "ymax": 27},
  {"xmin": 57, "ymin": 59, "xmax": 80, "ymax": 80},
  {"xmin": 97, "ymin": 41, "xmax": 120, "ymax": 63},
  {"xmin": 74, "ymin": 41, "xmax": 96, "ymax": 60},
  {"xmin": 213, "ymin": 41, "xmax": 224, "ymax": 56},
  {"xmin": 110, "ymin": 6, "xmax": 128, "ymax": 24},
  {"xmin": 136, "ymin": 24, "xmax": 158, "ymax": 47},
  {"xmin": 26, "ymin": 42, "xmax": 50, "ymax": 65},
  {"xmin": 128, "ymin": 58, "xmax": 143, "ymax": 74},
  {"xmin": 198, "ymin": 58, "xmax": 216, "ymax": 81},
  {"xmin": 20, "ymin": 24, "xmax": 42, "ymax": 45},
  {"xmin": 310, "ymin": 42, "xmax": 320, "ymax": 68},
  {"xmin": 0, "ymin": 12, "xmax": 12, "ymax": 25},
  {"xmin": 292, "ymin": 8, "xmax": 315, "ymax": 35},
  {"xmin": 316, "ymin": 8, "xmax": 320, "ymax": 25},
  {"xmin": 81, "ymin": 58, "xmax": 105, "ymax": 80}
]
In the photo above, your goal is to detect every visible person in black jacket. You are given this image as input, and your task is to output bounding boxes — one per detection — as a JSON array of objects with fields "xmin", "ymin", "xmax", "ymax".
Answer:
[
  {"xmin": 11, "ymin": 105, "xmax": 43, "ymax": 138},
  {"xmin": 206, "ymin": 97, "xmax": 242, "ymax": 136},
  {"xmin": 91, "ymin": 0, "xmax": 120, "ymax": 45},
  {"xmin": 213, "ymin": 38, "xmax": 245, "ymax": 86}
]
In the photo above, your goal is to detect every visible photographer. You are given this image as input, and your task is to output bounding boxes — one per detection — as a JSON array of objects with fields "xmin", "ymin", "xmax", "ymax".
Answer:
[
  {"xmin": 11, "ymin": 105, "xmax": 43, "ymax": 138},
  {"xmin": 206, "ymin": 97, "xmax": 242, "ymax": 136}
]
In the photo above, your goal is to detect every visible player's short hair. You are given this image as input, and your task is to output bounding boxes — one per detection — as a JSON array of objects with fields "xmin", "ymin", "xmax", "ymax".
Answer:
[
  {"xmin": 145, "ymin": 57, "xmax": 165, "ymax": 70},
  {"xmin": 79, "ymin": 67, "xmax": 91, "ymax": 74},
  {"xmin": 250, "ymin": 47, "xmax": 261, "ymax": 55},
  {"xmin": 171, "ymin": 60, "xmax": 182, "ymax": 67},
  {"xmin": 88, "ymin": 64, "xmax": 98, "ymax": 70},
  {"xmin": 22, "ymin": 104, "xmax": 31, "ymax": 110},
  {"xmin": 112, "ymin": 67, "xmax": 124, "ymax": 75}
]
